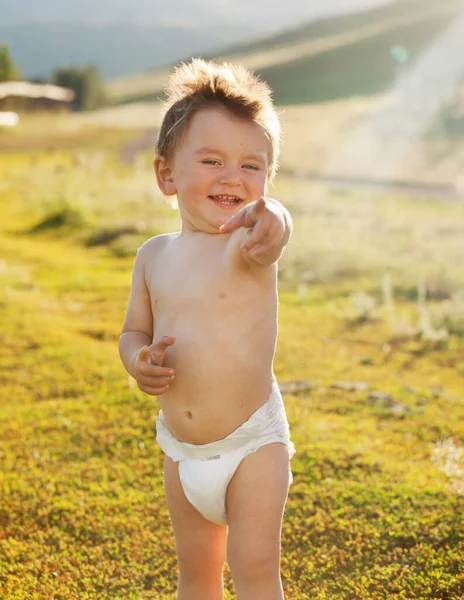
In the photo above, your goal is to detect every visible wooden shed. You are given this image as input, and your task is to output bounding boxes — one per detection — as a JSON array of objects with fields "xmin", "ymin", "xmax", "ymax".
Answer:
[{"xmin": 0, "ymin": 81, "xmax": 75, "ymax": 112}]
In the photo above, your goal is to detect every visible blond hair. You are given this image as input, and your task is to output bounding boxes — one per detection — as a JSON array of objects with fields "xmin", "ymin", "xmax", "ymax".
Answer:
[{"xmin": 156, "ymin": 58, "xmax": 281, "ymax": 180}]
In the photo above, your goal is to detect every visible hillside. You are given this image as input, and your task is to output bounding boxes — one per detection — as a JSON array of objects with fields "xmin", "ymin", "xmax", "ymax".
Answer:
[
  {"xmin": 106, "ymin": 0, "xmax": 464, "ymax": 105},
  {"xmin": 0, "ymin": 0, "xmax": 392, "ymax": 80},
  {"xmin": 3, "ymin": 0, "xmax": 462, "ymax": 188},
  {"xmin": 1, "ymin": 0, "xmax": 388, "ymax": 27}
]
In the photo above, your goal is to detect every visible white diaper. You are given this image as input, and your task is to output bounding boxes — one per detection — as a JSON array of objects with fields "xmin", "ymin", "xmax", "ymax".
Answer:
[{"xmin": 155, "ymin": 381, "xmax": 295, "ymax": 526}]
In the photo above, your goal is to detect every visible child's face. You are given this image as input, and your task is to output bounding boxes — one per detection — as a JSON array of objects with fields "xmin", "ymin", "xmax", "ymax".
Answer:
[{"xmin": 156, "ymin": 107, "xmax": 270, "ymax": 233}]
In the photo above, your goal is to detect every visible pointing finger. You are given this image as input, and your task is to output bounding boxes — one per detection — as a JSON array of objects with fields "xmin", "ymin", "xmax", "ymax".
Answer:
[
  {"xmin": 245, "ymin": 197, "xmax": 266, "ymax": 227},
  {"xmin": 219, "ymin": 209, "xmax": 248, "ymax": 234},
  {"xmin": 149, "ymin": 335, "xmax": 176, "ymax": 366},
  {"xmin": 151, "ymin": 336, "xmax": 176, "ymax": 352},
  {"xmin": 240, "ymin": 215, "xmax": 269, "ymax": 253},
  {"xmin": 253, "ymin": 197, "xmax": 266, "ymax": 214},
  {"xmin": 219, "ymin": 197, "xmax": 266, "ymax": 234}
]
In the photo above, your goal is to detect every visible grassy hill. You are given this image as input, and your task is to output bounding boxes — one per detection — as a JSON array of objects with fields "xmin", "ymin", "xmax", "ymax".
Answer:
[
  {"xmin": 1, "ymin": 2, "xmax": 398, "ymax": 80},
  {"xmin": 106, "ymin": 0, "xmax": 464, "ymax": 105}
]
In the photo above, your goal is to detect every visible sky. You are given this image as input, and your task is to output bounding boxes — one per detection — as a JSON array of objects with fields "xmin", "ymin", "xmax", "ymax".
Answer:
[{"xmin": 2, "ymin": 0, "xmax": 394, "ymax": 29}]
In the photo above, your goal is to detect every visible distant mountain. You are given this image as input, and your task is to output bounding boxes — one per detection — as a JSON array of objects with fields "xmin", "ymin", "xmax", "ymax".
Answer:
[
  {"xmin": 0, "ymin": 0, "xmax": 393, "ymax": 79},
  {"xmin": 0, "ymin": 22, "xmax": 250, "ymax": 80}
]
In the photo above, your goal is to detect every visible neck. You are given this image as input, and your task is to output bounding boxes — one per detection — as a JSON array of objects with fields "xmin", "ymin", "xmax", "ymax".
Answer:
[{"xmin": 180, "ymin": 211, "xmax": 222, "ymax": 235}]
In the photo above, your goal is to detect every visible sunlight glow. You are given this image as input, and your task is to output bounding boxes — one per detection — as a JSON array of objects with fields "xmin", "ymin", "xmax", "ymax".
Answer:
[{"xmin": 322, "ymin": 9, "xmax": 464, "ymax": 185}]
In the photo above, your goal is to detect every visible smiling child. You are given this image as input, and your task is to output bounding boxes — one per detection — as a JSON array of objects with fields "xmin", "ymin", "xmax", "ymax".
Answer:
[{"xmin": 119, "ymin": 58, "xmax": 295, "ymax": 600}]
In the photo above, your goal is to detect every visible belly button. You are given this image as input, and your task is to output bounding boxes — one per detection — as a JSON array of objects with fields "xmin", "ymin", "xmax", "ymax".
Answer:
[{"xmin": 185, "ymin": 410, "xmax": 193, "ymax": 419}]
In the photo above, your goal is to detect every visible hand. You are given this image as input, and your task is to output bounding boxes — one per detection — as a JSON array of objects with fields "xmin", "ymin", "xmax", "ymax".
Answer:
[
  {"xmin": 219, "ymin": 197, "xmax": 286, "ymax": 260},
  {"xmin": 134, "ymin": 336, "xmax": 176, "ymax": 395}
]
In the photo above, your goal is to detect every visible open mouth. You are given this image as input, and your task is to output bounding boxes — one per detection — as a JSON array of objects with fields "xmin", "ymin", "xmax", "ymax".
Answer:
[{"xmin": 208, "ymin": 194, "xmax": 243, "ymax": 208}]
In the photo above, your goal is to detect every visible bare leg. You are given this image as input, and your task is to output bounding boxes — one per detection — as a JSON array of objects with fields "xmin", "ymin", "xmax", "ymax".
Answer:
[
  {"xmin": 164, "ymin": 455, "xmax": 228, "ymax": 600},
  {"xmin": 226, "ymin": 443, "xmax": 290, "ymax": 600}
]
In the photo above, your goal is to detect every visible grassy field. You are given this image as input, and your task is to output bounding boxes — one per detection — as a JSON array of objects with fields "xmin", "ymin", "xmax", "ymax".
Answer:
[
  {"xmin": 12, "ymin": 95, "xmax": 464, "ymax": 189},
  {"xmin": 0, "ymin": 126, "xmax": 463, "ymax": 599}
]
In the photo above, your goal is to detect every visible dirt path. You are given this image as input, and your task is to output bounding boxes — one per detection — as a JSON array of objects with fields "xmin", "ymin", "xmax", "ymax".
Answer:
[{"xmin": 281, "ymin": 168, "xmax": 464, "ymax": 201}]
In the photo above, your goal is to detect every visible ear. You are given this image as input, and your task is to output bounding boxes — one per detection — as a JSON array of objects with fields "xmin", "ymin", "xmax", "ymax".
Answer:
[{"xmin": 154, "ymin": 155, "xmax": 177, "ymax": 196}]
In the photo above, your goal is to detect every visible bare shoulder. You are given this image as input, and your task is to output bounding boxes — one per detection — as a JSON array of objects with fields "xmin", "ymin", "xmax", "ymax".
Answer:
[{"xmin": 136, "ymin": 232, "xmax": 178, "ymax": 263}]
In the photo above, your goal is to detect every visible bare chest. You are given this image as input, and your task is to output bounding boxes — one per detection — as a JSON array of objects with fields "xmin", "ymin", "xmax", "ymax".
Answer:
[{"xmin": 147, "ymin": 233, "xmax": 261, "ymax": 319}]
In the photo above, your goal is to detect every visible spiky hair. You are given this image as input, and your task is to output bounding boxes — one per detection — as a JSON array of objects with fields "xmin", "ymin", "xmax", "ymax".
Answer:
[{"xmin": 156, "ymin": 58, "xmax": 281, "ymax": 180}]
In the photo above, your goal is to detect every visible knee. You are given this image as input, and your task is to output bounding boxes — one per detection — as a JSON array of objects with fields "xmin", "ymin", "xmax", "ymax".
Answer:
[
  {"xmin": 177, "ymin": 544, "xmax": 226, "ymax": 580},
  {"xmin": 228, "ymin": 545, "xmax": 280, "ymax": 583}
]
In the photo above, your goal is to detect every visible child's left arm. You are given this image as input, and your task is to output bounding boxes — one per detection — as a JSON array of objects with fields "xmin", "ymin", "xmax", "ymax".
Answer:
[{"xmin": 219, "ymin": 197, "xmax": 292, "ymax": 266}]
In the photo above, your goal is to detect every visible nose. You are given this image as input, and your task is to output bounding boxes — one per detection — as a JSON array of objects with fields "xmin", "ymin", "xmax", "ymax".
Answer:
[{"xmin": 218, "ymin": 165, "xmax": 241, "ymax": 186}]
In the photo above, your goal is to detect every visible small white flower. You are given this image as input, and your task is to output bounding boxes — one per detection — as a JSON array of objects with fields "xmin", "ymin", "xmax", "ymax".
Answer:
[{"xmin": 430, "ymin": 438, "xmax": 464, "ymax": 496}]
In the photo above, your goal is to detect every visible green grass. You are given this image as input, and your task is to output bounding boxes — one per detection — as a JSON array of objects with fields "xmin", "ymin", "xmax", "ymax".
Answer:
[
  {"xmin": 259, "ymin": 10, "xmax": 455, "ymax": 105},
  {"xmin": 0, "ymin": 144, "xmax": 463, "ymax": 599}
]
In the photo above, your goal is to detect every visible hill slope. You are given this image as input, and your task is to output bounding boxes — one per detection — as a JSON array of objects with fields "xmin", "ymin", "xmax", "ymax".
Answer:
[
  {"xmin": 0, "ymin": 0, "xmax": 392, "ymax": 79},
  {"xmin": 2, "ymin": 0, "xmax": 390, "ymax": 29},
  {"xmin": 106, "ymin": 0, "xmax": 464, "ymax": 105}
]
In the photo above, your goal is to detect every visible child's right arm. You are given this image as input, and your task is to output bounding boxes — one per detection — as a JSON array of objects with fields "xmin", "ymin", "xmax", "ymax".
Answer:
[{"xmin": 118, "ymin": 241, "xmax": 175, "ymax": 395}]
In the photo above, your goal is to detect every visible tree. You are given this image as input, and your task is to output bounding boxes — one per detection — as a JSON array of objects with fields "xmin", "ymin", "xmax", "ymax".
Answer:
[
  {"xmin": 81, "ymin": 65, "xmax": 106, "ymax": 111},
  {"xmin": 52, "ymin": 64, "xmax": 106, "ymax": 111},
  {"xmin": 0, "ymin": 44, "xmax": 21, "ymax": 82}
]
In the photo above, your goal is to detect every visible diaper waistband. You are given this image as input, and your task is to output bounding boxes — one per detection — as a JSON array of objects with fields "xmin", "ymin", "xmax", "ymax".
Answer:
[{"xmin": 156, "ymin": 380, "xmax": 289, "ymax": 461}]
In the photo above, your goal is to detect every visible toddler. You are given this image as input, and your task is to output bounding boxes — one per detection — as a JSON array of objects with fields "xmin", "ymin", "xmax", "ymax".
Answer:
[{"xmin": 119, "ymin": 58, "xmax": 295, "ymax": 600}]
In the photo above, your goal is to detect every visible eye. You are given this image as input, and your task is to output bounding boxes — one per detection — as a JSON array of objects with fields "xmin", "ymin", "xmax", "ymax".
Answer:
[
  {"xmin": 242, "ymin": 164, "xmax": 260, "ymax": 171},
  {"xmin": 202, "ymin": 159, "xmax": 220, "ymax": 165}
]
